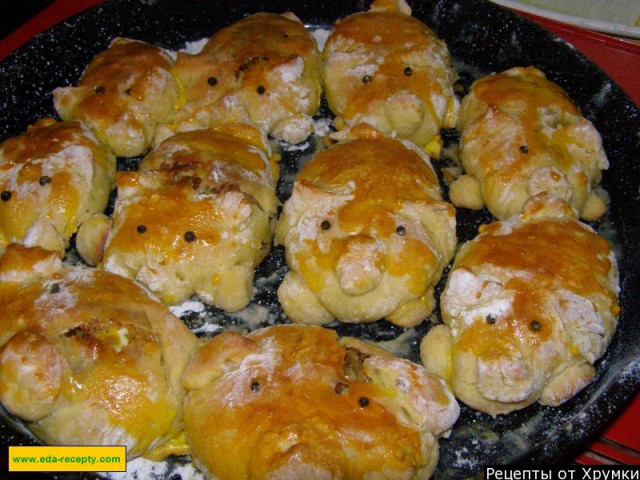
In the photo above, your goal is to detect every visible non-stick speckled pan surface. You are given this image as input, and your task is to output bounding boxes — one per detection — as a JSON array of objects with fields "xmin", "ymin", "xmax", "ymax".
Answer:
[{"xmin": 0, "ymin": 0, "xmax": 638, "ymax": 478}]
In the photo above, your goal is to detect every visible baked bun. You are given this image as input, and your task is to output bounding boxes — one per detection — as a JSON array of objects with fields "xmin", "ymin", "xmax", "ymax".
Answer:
[
  {"xmin": 420, "ymin": 196, "xmax": 619, "ymax": 416},
  {"xmin": 276, "ymin": 126, "xmax": 456, "ymax": 327},
  {"xmin": 0, "ymin": 244, "xmax": 199, "ymax": 458},
  {"xmin": 53, "ymin": 37, "xmax": 180, "ymax": 157},
  {"xmin": 162, "ymin": 12, "xmax": 322, "ymax": 145},
  {"xmin": 452, "ymin": 66, "xmax": 609, "ymax": 221},
  {"xmin": 99, "ymin": 125, "xmax": 278, "ymax": 311},
  {"xmin": 322, "ymin": 0, "xmax": 459, "ymax": 154},
  {"xmin": 182, "ymin": 324, "xmax": 459, "ymax": 480},
  {"xmin": 0, "ymin": 118, "xmax": 115, "ymax": 255}
]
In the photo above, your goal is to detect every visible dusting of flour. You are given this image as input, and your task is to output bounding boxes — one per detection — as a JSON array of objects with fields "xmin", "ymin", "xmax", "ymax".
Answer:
[{"xmin": 103, "ymin": 457, "xmax": 203, "ymax": 480}]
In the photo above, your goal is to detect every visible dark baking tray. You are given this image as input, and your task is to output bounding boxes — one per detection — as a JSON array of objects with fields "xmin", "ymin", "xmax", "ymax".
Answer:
[{"xmin": 0, "ymin": 0, "xmax": 638, "ymax": 478}]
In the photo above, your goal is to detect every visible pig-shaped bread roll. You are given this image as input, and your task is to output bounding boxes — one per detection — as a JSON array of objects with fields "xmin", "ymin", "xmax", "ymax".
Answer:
[
  {"xmin": 0, "ymin": 244, "xmax": 198, "ymax": 458},
  {"xmin": 53, "ymin": 37, "xmax": 180, "ymax": 158},
  {"xmin": 182, "ymin": 324, "xmax": 459, "ymax": 480},
  {"xmin": 98, "ymin": 124, "xmax": 279, "ymax": 311},
  {"xmin": 420, "ymin": 196, "xmax": 619, "ymax": 416},
  {"xmin": 0, "ymin": 118, "xmax": 115, "ymax": 255},
  {"xmin": 322, "ymin": 0, "xmax": 459, "ymax": 155},
  {"xmin": 276, "ymin": 127, "xmax": 456, "ymax": 327},
  {"xmin": 452, "ymin": 66, "xmax": 609, "ymax": 221},
  {"xmin": 162, "ymin": 12, "xmax": 322, "ymax": 145}
]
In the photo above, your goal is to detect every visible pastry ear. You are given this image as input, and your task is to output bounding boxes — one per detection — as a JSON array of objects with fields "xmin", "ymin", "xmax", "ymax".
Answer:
[
  {"xmin": 369, "ymin": 0, "xmax": 412, "ymax": 15},
  {"xmin": 0, "ymin": 244, "xmax": 63, "ymax": 283},
  {"xmin": 182, "ymin": 332, "xmax": 257, "ymax": 390},
  {"xmin": 76, "ymin": 214, "xmax": 111, "ymax": 266},
  {"xmin": 113, "ymin": 170, "xmax": 148, "ymax": 201},
  {"xmin": 0, "ymin": 331, "xmax": 64, "ymax": 421},
  {"xmin": 52, "ymin": 86, "xmax": 90, "ymax": 120},
  {"xmin": 408, "ymin": 200, "xmax": 457, "ymax": 263},
  {"xmin": 275, "ymin": 180, "xmax": 335, "ymax": 245},
  {"xmin": 281, "ymin": 11, "xmax": 303, "ymax": 23}
]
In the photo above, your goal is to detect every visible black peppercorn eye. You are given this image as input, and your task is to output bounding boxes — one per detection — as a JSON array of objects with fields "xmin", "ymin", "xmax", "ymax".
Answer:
[
  {"xmin": 520, "ymin": 145, "xmax": 529, "ymax": 154},
  {"xmin": 1, "ymin": 190, "xmax": 11, "ymax": 201},
  {"xmin": 207, "ymin": 77, "xmax": 218, "ymax": 86},
  {"xmin": 358, "ymin": 396, "xmax": 370, "ymax": 407},
  {"xmin": 251, "ymin": 380, "xmax": 261, "ymax": 392},
  {"xmin": 184, "ymin": 231, "xmax": 196, "ymax": 242},
  {"xmin": 136, "ymin": 224, "xmax": 147, "ymax": 234},
  {"xmin": 50, "ymin": 283, "xmax": 61, "ymax": 294},
  {"xmin": 321, "ymin": 220, "xmax": 331, "ymax": 230},
  {"xmin": 39, "ymin": 175, "xmax": 51, "ymax": 186},
  {"xmin": 124, "ymin": 88, "xmax": 132, "ymax": 95},
  {"xmin": 95, "ymin": 86, "xmax": 105, "ymax": 94},
  {"xmin": 362, "ymin": 75, "xmax": 372, "ymax": 84},
  {"xmin": 486, "ymin": 314, "xmax": 497, "ymax": 325},
  {"xmin": 404, "ymin": 66, "xmax": 413, "ymax": 76},
  {"xmin": 257, "ymin": 85, "xmax": 266, "ymax": 95},
  {"xmin": 396, "ymin": 225, "xmax": 406, "ymax": 236},
  {"xmin": 530, "ymin": 320, "xmax": 542, "ymax": 332}
]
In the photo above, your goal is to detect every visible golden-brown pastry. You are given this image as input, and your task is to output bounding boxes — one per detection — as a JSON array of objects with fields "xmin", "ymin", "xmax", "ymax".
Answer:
[
  {"xmin": 162, "ymin": 12, "xmax": 322, "ymax": 145},
  {"xmin": 420, "ymin": 196, "xmax": 619, "ymax": 416},
  {"xmin": 0, "ymin": 118, "xmax": 115, "ymax": 255},
  {"xmin": 322, "ymin": 0, "xmax": 459, "ymax": 154},
  {"xmin": 182, "ymin": 324, "xmax": 459, "ymax": 480},
  {"xmin": 99, "ymin": 125, "xmax": 278, "ymax": 311},
  {"xmin": 0, "ymin": 244, "xmax": 199, "ymax": 458},
  {"xmin": 276, "ymin": 126, "xmax": 456, "ymax": 327},
  {"xmin": 53, "ymin": 37, "xmax": 180, "ymax": 157},
  {"xmin": 452, "ymin": 66, "xmax": 609, "ymax": 221}
]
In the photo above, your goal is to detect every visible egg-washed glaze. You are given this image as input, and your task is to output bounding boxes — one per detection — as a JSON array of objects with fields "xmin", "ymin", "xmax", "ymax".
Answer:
[
  {"xmin": 421, "ymin": 197, "xmax": 619, "ymax": 416},
  {"xmin": 452, "ymin": 66, "xmax": 609, "ymax": 221},
  {"xmin": 0, "ymin": 244, "xmax": 199, "ymax": 459},
  {"xmin": 276, "ymin": 127, "xmax": 456, "ymax": 327},
  {"xmin": 322, "ymin": 0, "xmax": 459, "ymax": 155},
  {"xmin": 0, "ymin": 118, "xmax": 115, "ymax": 255},
  {"xmin": 182, "ymin": 324, "xmax": 459, "ymax": 480},
  {"xmin": 53, "ymin": 37, "xmax": 180, "ymax": 158},
  {"xmin": 161, "ymin": 12, "xmax": 322, "ymax": 145},
  {"xmin": 99, "ymin": 125, "xmax": 279, "ymax": 312}
]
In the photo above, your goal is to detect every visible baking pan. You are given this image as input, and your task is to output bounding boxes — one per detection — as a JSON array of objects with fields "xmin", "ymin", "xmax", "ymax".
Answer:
[{"xmin": 0, "ymin": 0, "xmax": 638, "ymax": 478}]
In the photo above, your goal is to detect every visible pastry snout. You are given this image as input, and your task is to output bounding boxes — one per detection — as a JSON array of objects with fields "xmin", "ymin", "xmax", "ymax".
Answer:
[{"xmin": 336, "ymin": 234, "xmax": 384, "ymax": 296}]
